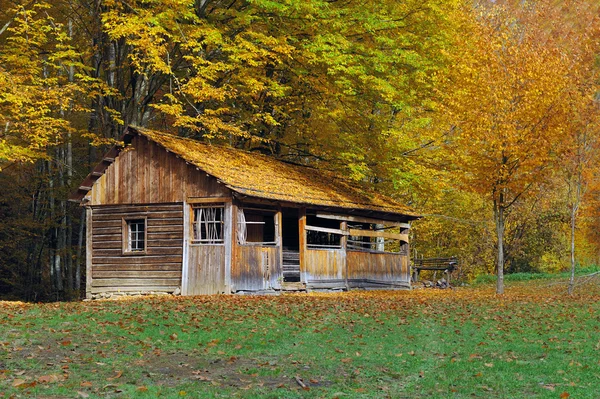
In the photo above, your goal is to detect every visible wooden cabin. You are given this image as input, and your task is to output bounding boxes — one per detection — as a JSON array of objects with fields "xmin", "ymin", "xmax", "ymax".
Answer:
[{"xmin": 71, "ymin": 127, "xmax": 420, "ymax": 298}]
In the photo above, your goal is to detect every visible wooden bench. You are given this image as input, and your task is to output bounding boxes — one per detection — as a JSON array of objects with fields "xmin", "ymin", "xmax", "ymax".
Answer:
[{"xmin": 412, "ymin": 257, "xmax": 458, "ymax": 285}]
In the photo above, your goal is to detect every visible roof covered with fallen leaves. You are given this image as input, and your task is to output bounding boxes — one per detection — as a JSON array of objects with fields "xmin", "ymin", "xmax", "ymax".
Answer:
[{"xmin": 136, "ymin": 128, "xmax": 418, "ymax": 218}]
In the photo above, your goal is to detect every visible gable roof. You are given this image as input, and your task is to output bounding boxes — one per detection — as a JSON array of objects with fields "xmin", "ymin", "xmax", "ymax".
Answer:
[{"xmin": 72, "ymin": 127, "xmax": 419, "ymax": 220}]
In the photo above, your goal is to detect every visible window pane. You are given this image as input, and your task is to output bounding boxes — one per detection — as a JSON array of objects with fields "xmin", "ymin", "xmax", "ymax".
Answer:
[{"xmin": 126, "ymin": 219, "xmax": 146, "ymax": 252}]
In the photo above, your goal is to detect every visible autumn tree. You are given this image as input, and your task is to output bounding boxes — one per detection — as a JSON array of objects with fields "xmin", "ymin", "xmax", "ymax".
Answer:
[{"xmin": 446, "ymin": 3, "xmax": 574, "ymax": 294}]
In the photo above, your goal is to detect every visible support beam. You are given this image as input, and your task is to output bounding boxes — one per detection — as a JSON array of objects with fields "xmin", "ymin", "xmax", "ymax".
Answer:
[{"xmin": 348, "ymin": 229, "xmax": 408, "ymax": 242}]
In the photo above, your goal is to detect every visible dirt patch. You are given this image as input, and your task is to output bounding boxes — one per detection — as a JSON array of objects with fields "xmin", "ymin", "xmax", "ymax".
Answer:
[{"xmin": 138, "ymin": 351, "xmax": 326, "ymax": 390}]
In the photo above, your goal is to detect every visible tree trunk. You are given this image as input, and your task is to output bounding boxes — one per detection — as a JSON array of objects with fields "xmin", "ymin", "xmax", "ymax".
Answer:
[
  {"xmin": 568, "ymin": 204, "xmax": 576, "ymax": 295},
  {"xmin": 494, "ymin": 202, "xmax": 505, "ymax": 295},
  {"xmin": 75, "ymin": 207, "xmax": 85, "ymax": 291}
]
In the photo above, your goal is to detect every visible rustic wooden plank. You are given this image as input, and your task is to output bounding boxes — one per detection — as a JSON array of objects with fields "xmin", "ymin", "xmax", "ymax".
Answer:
[
  {"xmin": 93, "ymin": 263, "xmax": 182, "ymax": 271},
  {"xmin": 187, "ymin": 197, "xmax": 231, "ymax": 204},
  {"xmin": 148, "ymin": 225, "xmax": 184, "ymax": 233},
  {"xmin": 147, "ymin": 232, "xmax": 184, "ymax": 240},
  {"xmin": 92, "ymin": 204, "xmax": 182, "ymax": 214},
  {"xmin": 92, "ymin": 278, "xmax": 181, "ymax": 287},
  {"xmin": 93, "ymin": 241, "xmax": 121, "ymax": 250},
  {"xmin": 146, "ymin": 239, "xmax": 183, "ymax": 248},
  {"xmin": 139, "ymin": 136, "xmax": 148, "ymax": 204},
  {"xmin": 92, "ymin": 234, "xmax": 121, "ymax": 241},
  {"xmin": 93, "ymin": 220, "xmax": 122, "ymax": 228},
  {"xmin": 93, "ymin": 271, "xmax": 181, "ymax": 278},
  {"xmin": 147, "ymin": 218, "xmax": 184, "ymax": 226},
  {"xmin": 90, "ymin": 286, "xmax": 179, "ymax": 294},
  {"xmin": 92, "ymin": 211, "xmax": 183, "ymax": 221},
  {"xmin": 348, "ymin": 229, "xmax": 408, "ymax": 241},
  {"xmin": 93, "ymin": 255, "xmax": 183, "ymax": 264},
  {"xmin": 91, "ymin": 227, "xmax": 121, "ymax": 235},
  {"xmin": 316, "ymin": 213, "xmax": 407, "ymax": 227},
  {"xmin": 112, "ymin": 149, "xmax": 119, "ymax": 203},
  {"xmin": 86, "ymin": 207, "xmax": 93, "ymax": 299},
  {"xmin": 305, "ymin": 225, "xmax": 349, "ymax": 236}
]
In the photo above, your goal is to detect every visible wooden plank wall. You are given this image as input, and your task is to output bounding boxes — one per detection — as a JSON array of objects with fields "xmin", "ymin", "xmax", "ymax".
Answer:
[
  {"xmin": 187, "ymin": 245, "xmax": 226, "ymax": 295},
  {"xmin": 90, "ymin": 203, "xmax": 183, "ymax": 294},
  {"xmin": 232, "ymin": 246, "xmax": 281, "ymax": 292},
  {"xmin": 347, "ymin": 251, "xmax": 410, "ymax": 288},
  {"xmin": 91, "ymin": 135, "xmax": 230, "ymax": 205},
  {"xmin": 304, "ymin": 249, "xmax": 346, "ymax": 289}
]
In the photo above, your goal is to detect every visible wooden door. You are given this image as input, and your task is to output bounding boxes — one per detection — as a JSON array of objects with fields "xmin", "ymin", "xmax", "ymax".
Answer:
[
  {"xmin": 183, "ymin": 201, "xmax": 231, "ymax": 295},
  {"xmin": 187, "ymin": 244, "xmax": 226, "ymax": 294}
]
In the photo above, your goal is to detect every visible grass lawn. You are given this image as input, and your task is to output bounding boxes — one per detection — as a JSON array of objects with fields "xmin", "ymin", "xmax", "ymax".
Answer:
[{"xmin": 1, "ymin": 279, "xmax": 599, "ymax": 398}]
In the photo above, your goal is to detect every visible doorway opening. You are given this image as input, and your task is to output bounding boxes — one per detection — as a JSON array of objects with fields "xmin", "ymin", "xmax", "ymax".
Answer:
[{"xmin": 281, "ymin": 208, "xmax": 300, "ymax": 282}]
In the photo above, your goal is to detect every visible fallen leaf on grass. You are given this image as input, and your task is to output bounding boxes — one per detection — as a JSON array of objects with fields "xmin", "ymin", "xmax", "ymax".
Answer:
[
  {"xmin": 38, "ymin": 374, "xmax": 60, "ymax": 384},
  {"xmin": 77, "ymin": 392, "xmax": 89, "ymax": 398},
  {"xmin": 136, "ymin": 386, "xmax": 148, "ymax": 392},
  {"xmin": 80, "ymin": 381, "xmax": 93, "ymax": 387},
  {"xmin": 484, "ymin": 363, "xmax": 494, "ymax": 368},
  {"xmin": 341, "ymin": 358, "xmax": 352, "ymax": 363},
  {"xmin": 12, "ymin": 378, "xmax": 26, "ymax": 387},
  {"xmin": 107, "ymin": 370, "xmax": 122, "ymax": 380},
  {"xmin": 560, "ymin": 393, "xmax": 570, "ymax": 399}
]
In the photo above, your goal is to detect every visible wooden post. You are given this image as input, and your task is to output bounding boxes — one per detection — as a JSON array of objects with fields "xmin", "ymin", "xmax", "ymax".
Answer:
[
  {"xmin": 276, "ymin": 207, "xmax": 283, "ymax": 289},
  {"xmin": 298, "ymin": 208, "xmax": 306, "ymax": 283},
  {"xmin": 341, "ymin": 221, "xmax": 349, "ymax": 291},
  {"xmin": 230, "ymin": 202, "xmax": 238, "ymax": 293},
  {"xmin": 401, "ymin": 224, "xmax": 410, "ymax": 287},
  {"xmin": 85, "ymin": 206, "xmax": 93, "ymax": 299}
]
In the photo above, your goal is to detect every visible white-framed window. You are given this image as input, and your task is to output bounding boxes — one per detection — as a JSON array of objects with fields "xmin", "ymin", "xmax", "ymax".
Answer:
[
  {"xmin": 192, "ymin": 205, "xmax": 224, "ymax": 244},
  {"xmin": 123, "ymin": 218, "xmax": 146, "ymax": 253}
]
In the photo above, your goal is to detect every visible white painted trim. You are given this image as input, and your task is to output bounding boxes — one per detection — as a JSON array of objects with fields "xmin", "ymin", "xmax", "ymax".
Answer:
[
  {"xmin": 224, "ymin": 201, "xmax": 233, "ymax": 294},
  {"xmin": 181, "ymin": 201, "xmax": 190, "ymax": 296}
]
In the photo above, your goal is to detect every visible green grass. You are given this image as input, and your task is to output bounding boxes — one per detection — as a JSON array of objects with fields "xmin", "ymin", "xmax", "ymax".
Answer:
[
  {"xmin": 1, "ymin": 279, "xmax": 599, "ymax": 398},
  {"xmin": 472, "ymin": 265, "xmax": 600, "ymax": 285}
]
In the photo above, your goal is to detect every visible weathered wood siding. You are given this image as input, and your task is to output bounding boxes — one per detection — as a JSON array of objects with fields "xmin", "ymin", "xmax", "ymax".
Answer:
[
  {"xmin": 232, "ymin": 246, "xmax": 281, "ymax": 291},
  {"xmin": 90, "ymin": 203, "xmax": 183, "ymax": 294},
  {"xmin": 90, "ymin": 135, "xmax": 229, "ymax": 205},
  {"xmin": 187, "ymin": 245, "xmax": 226, "ymax": 294},
  {"xmin": 304, "ymin": 249, "xmax": 346, "ymax": 289},
  {"xmin": 347, "ymin": 251, "xmax": 410, "ymax": 288}
]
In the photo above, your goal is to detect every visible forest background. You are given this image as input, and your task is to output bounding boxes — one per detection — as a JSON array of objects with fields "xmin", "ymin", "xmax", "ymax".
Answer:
[{"xmin": 1, "ymin": 0, "xmax": 600, "ymax": 300}]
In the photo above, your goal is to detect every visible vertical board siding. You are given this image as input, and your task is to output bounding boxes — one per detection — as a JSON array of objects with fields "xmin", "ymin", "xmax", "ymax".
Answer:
[
  {"xmin": 232, "ymin": 246, "xmax": 281, "ymax": 292},
  {"xmin": 346, "ymin": 251, "xmax": 410, "ymax": 287},
  {"xmin": 187, "ymin": 245, "xmax": 226, "ymax": 295},
  {"xmin": 90, "ymin": 135, "xmax": 230, "ymax": 205},
  {"xmin": 90, "ymin": 203, "xmax": 183, "ymax": 294},
  {"xmin": 304, "ymin": 249, "xmax": 346, "ymax": 288}
]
